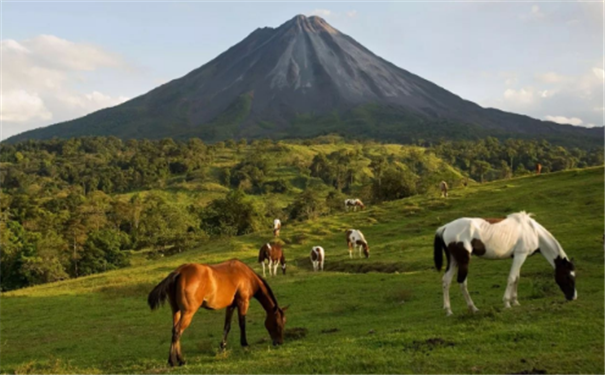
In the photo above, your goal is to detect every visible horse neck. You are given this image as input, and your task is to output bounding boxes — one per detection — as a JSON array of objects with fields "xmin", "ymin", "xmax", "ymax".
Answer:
[
  {"xmin": 254, "ymin": 278, "xmax": 278, "ymax": 313},
  {"xmin": 534, "ymin": 221, "xmax": 567, "ymax": 268}
]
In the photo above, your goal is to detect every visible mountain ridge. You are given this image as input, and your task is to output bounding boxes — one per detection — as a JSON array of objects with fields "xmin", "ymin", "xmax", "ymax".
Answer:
[{"xmin": 6, "ymin": 14, "xmax": 603, "ymax": 147}]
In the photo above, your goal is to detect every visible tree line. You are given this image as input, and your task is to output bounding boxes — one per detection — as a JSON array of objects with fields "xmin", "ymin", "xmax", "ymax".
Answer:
[{"xmin": 1, "ymin": 135, "xmax": 601, "ymax": 291}]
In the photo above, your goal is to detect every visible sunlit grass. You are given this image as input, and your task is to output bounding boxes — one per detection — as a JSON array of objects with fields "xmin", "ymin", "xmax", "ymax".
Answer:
[{"xmin": 1, "ymin": 167, "xmax": 603, "ymax": 374}]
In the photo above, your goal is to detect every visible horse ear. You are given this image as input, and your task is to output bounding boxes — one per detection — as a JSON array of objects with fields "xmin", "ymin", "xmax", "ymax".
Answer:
[{"xmin": 282, "ymin": 305, "xmax": 290, "ymax": 312}]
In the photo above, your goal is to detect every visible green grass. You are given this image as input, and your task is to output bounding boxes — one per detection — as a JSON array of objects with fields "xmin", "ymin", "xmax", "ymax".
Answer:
[{"xmin": 1, "ymin": 167, "xmax": 603, "ymax": 374}]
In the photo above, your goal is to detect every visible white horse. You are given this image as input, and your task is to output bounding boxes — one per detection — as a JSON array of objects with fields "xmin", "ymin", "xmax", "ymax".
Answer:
[
  {"xmin": 434, "ymin": 212, "xmax": 576, "ymax": 316},
  {"xmin": 310, "ymin": 246, "xmax": 325, "ymax": 271},
  {"xmin": 344, "ymin": 199, "xmax": 365, "ymax": 212},
  {"xmin": 273, "ymin": 219, "xmax": 282, "ymax": 237},
  {"xmin": 346, "ymin": 229, "xmax": 370, "ymax": 258}
]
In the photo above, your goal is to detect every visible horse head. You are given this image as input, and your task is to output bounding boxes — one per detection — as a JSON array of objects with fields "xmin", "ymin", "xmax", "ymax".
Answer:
[
  {"xmin": 265, "ymin": 305, "xmax": 288, "ymax": 346},
  {"xmin": 363, "ymin": 242, "xmax": 370, "ymax": 258},
  {"xmin": 554, "ymin": 256, "xmax": 576, "ymax": 301}
]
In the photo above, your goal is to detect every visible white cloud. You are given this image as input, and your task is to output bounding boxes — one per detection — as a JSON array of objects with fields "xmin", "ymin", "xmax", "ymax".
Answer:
[
  {"xmin": 1, "ymin": 35, "xmax": 130, "ymax": 140},
  {"xmin": 520, "ymin": 5, "xmax": 546, "ymax": 21},
  {"xmin": 536, "ymin": 72, "xmax": 569, "ymax": 84},
  {"xmin": 503, "ymin": 87, "xmax": 536, "ymax": 106},
  {"xmin": 1, "ymin": 90, "xmax": 52, "ymax": 123},
  {"xmin": 592, "ymin": 67, "xmax": 604, "ymax": 80},
  {"xmin": 544, "ymin": 115, "xmax": 584, "ymax": 126},
  {"xmin": 310, "ymin": 9, "xmax": 332, "ymax": 17},
  {"xmin": 346, "ymin": 10, "xmax": 358, "ymax": 18}
]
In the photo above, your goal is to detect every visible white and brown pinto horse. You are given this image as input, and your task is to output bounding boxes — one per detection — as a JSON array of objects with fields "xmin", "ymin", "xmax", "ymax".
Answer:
[
  {"xmin": 258, "ymin": 243, "xmax": 286, "ymax": 277},
  {"xmin": 434, "ymin": 212, "xmax": 576, "ymax": 316},
  {"xmin": 310, "ymin": 246, "xmax": 325, "ymax": 271},
  {"xmin": 273, "ymin": 219, "xmax": 282, "ymax": 237},
  {"xmin": 346, "ymin": 229, "xmax": 370, "ymax": 258},
  {"xmin": 344, "ymin": 199, "xmax": 365, "ymax": 212}
]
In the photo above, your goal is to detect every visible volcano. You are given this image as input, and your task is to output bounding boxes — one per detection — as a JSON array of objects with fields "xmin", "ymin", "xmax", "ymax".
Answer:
[{"xmin": 7, "ymin": 15, "xmax": 602, "ymax": 147}]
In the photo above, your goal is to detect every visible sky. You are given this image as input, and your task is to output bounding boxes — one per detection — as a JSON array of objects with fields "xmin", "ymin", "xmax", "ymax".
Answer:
[{"xmin": 1, "ymin": 1, "xmax": 603, "ymax": 140}]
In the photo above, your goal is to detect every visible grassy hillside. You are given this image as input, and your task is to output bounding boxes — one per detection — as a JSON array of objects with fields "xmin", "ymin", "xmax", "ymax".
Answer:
[{"xmin": 1, "ymin": 167, "xmax": 603, "ymax": 374}]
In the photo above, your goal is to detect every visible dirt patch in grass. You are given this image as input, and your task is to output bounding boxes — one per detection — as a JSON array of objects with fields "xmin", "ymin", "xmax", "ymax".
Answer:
[
  {"xmin": 320, "ymin": 328, "xmax": 339, "ymax": 334},
  {"xmin": 513, "ymin": 368, "xmax": 547, "ymax": 374},
  {"xmin": 285, "ymin": 327, "xmax": 308, "ymax": 340},
  {"xmin": 324, "ymin": 261, "xmax": 408, "ymax": 274},
  {"xmin": 404, "ymin": 337, "xmax": 455, "ymax": 352}
]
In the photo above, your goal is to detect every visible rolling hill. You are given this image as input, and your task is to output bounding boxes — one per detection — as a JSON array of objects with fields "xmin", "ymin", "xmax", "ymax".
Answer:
[
  {"xmin": 5, "ymin": 15, "xmax": 603, "ymax": 148},
  {"xmin": 1, "ymin": 167, "xmax": 603, "ymax": 374}
]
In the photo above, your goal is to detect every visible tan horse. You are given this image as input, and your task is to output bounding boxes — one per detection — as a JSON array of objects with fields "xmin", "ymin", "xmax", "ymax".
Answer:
[
  {"xmin": 439, "ymin": 181, "xmax": 449, "ymax": 197},
  {"xmin": 258, "ymin": 243, "xmax": 287, "ymax": 277},
  {"xmin": 148, "ymin": 259, "xmax": 288, "ymax": 366},
  {"xmin": 536, "ymin": 163, "xmax": 542, "ymax": 175}
]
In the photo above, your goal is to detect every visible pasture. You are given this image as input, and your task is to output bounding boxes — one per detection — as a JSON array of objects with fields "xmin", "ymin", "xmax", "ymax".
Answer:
[{"xmin": 1, "ymin": 167, "xmax": 603, "ymax": 374}]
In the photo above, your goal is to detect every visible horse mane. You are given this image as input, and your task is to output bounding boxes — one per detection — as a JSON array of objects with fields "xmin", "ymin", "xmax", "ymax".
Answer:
[{"xmin": 257, "ymin": 274, "xmax": 279, "ymax": 309}]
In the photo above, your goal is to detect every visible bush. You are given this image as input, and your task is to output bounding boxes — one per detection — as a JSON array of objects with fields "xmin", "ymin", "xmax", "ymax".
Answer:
[
  {"xmin": 288, "ymin": 187, "xmax": 328, "ymax": 221},
  {"xmin": 200, "ymin": 189, "xmax": 263, "ymax": 236}
]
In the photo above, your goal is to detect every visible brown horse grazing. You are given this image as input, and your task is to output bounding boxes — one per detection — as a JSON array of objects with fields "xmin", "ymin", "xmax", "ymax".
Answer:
[
  {"xmin": 148, "ymin": 259, "xmax": 288, "ymax": 366},
  {"xmin": 536, "ymin": 163, "xmax": 542, "ymax": 175},
  {"xmin": 258, "ymin": 243, "xmax": 286, "ymax": 277}
]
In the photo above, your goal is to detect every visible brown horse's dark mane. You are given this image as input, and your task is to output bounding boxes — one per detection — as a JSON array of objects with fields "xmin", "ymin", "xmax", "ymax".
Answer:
[{"xmin": 256, "ymin": 273, "xmax": 279, "ymax": 309}]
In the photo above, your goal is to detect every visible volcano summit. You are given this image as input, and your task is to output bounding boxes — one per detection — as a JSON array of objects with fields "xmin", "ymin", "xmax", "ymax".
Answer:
[{"xmin": 7, "ymin": 15, "xmax": 602, "ymax": 146}]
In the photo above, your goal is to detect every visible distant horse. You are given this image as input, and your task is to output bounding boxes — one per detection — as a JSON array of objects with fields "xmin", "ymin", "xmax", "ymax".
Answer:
[
  {"xmin": 258, "ymin": 243, "xmax": 286, "ymax": 277},
  {"xmin": 346, "ymin": 229, "xmax": 370, "ymax": 258},
  {"xmin": 434, "ymin": 212, "xmax": 576, "ymax": 316},
  {"xmin": 536, "ymin": 163, "xmax": 542, "ymax": 175},
  {"xmin": 273, "ymin": 219, "xmax": 282, "ymax": 237},
  {"xmin": 440, "ymin": 181, "xmax": 449, "ymax": 197},
  {"xmin": 148, "ymin": 259, "xmax": 288, "ymax": 366},
  {"xmin": 344, "ymin": 198, "xmax": 365, "ymax": 212},
  {"xmin": 310, "ymin": 246, "xmax": 325, "ymax": 271}
]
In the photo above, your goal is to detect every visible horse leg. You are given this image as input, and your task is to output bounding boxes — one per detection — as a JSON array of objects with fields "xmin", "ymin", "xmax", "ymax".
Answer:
[
  {"xmin": 454, "ymin": 245, "xmax": 478, "ymax": 313},
  {"xmin": 273, "ymin": 261, "xmax": 279, "ymax": 276},
  {"xmin": 460, "ymin": 279, "xmax": 479, "ymax": 313},
  {"xmin": 442, "ymin": 257, "xmax": 457, "ymax": 316},
  {"xmin": 504, "ymin": 253, "xmax": 527, "ymax": 308},
  {"xmin": 172, "ymin": 310, "xmax": 195, "ymax": 366},
  {"xmin": 220, "ymin": 305, "xmax": 236, "ymax": 350},
  {"xmin": 268, "ymin": 260, "xmax": 273, "ymax": 276},
  {"xmin": 312, "ymin": 261, "xmax": 317, "ymax": 271},
  {"xmin": 320, "ymin": 259, "xmax": 324, "ymax": 271},
  {"xmin": 261, "ymin": 261, "xmax": 266, "ymax": 277},
  {"xmin": 237, "ymin": 300, "xmax": 250, "ymax": 347},
  {"xmin": 168, "ymin": 308, "xmax": 181, "ymax": 367},
  {"xmin": 348, "ymin": 242, "xmax": 353, "ymax": 259}
]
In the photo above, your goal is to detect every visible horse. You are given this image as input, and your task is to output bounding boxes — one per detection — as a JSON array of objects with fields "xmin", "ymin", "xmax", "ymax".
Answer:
[
  {"xmin": 273, "ymin": 219, "xmax": 282, "ymax": 237},
  {"xmin": 258, "ymin": 243, "xmax": 286, "ymax": 277},
  {"xmin": 440, "ymin": 181, "xmax": 449, "ymax": 197},
  {"xmin": 310, "ymin": 246, "xmax": 325, "ymax": 271},
  {"xmin": 344, "ymin": 198, "xmax": 365, "ymax": 212},
  {"xmin": 433, "ymin": 211, "xmax": 576, "ymax": 316},
  {"xmin": 536, "ymin": 163, "xmax": 542, "ymax": 175},
  {"xmin": 147, "ymin": 259, "xmax": 288, "ymax": 366},
  {"xmin": 345, "ymin": 229, "xmax": 370, "ymax": 258}
]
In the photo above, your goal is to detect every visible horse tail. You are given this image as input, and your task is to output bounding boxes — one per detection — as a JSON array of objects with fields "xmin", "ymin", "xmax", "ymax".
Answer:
[
  {"xmin": 148, "ymin": 270, "xmax": 180, "ymax": 311},
  {"xmin": 434, "ymin": 226, "xmax": 448, "ymax": 271}
]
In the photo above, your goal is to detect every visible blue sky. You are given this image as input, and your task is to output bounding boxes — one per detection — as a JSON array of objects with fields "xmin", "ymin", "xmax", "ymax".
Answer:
[{"xmin": 2, "ymin": 1, "xmax": 603, "ymax": 139}]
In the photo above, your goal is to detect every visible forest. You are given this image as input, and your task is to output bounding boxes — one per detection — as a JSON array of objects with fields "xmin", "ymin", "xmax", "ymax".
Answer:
[{"xmin": 1, "ymin": 135, "xmax": 602, "ymax": 291}]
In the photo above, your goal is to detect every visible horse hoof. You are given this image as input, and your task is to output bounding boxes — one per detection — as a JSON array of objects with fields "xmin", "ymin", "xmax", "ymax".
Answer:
[
  {"xmin": 512, "ymin": 301, "xmax": 521, "ymax": 307},
  {"xmin": 470, "ymin": 307, "xmax": 479, "ymax": 314},
  {"xmin": 445, "ymin": 310, "xmax": 453, "ymax": 317},
  {"xmin": 178, "ymin": 360, "xmax": 186, "ymax": 366}
]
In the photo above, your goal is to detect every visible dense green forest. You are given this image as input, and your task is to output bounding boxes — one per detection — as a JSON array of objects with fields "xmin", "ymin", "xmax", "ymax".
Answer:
[{"xmin": 1, "ymin": 135, "xmax": 602, "ymax": 291}]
